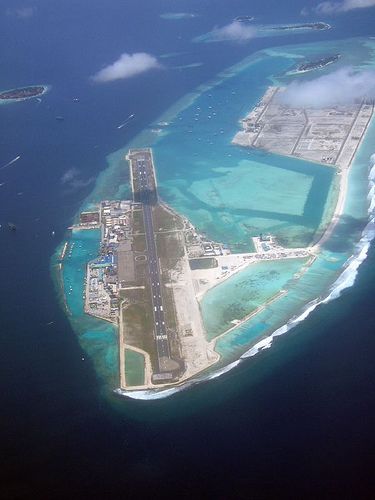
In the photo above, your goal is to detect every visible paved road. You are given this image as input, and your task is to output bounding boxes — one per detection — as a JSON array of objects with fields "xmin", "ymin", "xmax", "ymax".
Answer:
[{"xmin": 134, "ymin": 156, "xmax": 172, "ymax": 370}]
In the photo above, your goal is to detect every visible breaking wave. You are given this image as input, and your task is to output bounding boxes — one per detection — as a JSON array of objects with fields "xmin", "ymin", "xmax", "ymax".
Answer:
[
  {"xmin": 114, "ymin": 360, "xmax": 242, "ymax": 400},
  {"xmin": 241, "ymin": 154, "xmax": 375, "ymax": 358},
  {"xmin": 116, "ymin": 155, "xmax": 375, "ymax": 400}
]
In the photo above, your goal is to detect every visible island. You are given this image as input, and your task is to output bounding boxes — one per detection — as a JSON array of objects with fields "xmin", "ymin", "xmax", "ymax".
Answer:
[
  {"xmin": 233, "ymin": 86, "xmax": 374, "ymax": 249},
  {"xmin": 289, "ymin": 54, "xmax": 340, "ymax": 75},
  {"xmin": 73, "ymin": 90, "xmax": 374, "ymax": 394},
  {"xmin": 273, "ymin": 22, "xmax": 331, "ymax": 31},
  {"xmin": 75, "ymin": 149, "xmax": 312, "ymax": 391},
  {"xmin": 55, "ymin": 37, "xmax": 375, "ymax": 399},
  {"xmin": 232, "ymin": 86, "xmax": 374, "ymax": 170},
  {"xmin": 194, "ymin": 21, "xmax": 331, "ymax": 44},
  {"xmin": 0, "ymin": 85, "xmax": 48, "ymax": 103}
]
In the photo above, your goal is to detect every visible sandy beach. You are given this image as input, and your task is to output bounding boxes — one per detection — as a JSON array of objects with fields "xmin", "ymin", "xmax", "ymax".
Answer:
[{"xmin": 313, "ymin": 105, "xmax": 375, "ymax": 251}]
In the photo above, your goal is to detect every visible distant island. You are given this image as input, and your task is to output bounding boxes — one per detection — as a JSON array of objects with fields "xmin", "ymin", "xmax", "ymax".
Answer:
[
  {"xmin": 273, "ymin": 22, "xmax": 331, "ymax": 31},
  {"xmin": 0, "ymin": 85, "xmax": 48, "ymax": 103},
  {"xmin": 233, "ymin": 15, "xmax": 255, "ymax": 22},
  {"xmin": 194, "ymin": 20, "xmax": 331, "ymax": 44},
  {"xmin": 290, "ymin": 54, "xmax": 341, "ymax": 74}
]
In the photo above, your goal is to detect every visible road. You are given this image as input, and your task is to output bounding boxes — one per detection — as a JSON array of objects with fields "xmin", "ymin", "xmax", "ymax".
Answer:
[{"xmin": 133, "ymin": 154, "xmax": 172, "ymax": 371}]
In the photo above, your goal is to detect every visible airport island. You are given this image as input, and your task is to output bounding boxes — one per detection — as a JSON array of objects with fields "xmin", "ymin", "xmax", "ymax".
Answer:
[
  {"xmin": 72, "ymin": 149, "xmax": 311, "ymax": 391},
  {"xmin": 56, "ymin": 37, "xmax": 375, "ymax": 397},
  {"xmin": 75, "ymin": 90, "xmax": 373, "ymax": 392},
  {"xmin": 64, "ymin": 146, "xmax": 321, "ymax": 391}
]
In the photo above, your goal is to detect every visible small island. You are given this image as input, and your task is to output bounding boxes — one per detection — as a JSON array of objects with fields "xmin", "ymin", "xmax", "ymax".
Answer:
[
  {"xmin": 290, "ymin": 54, "xmax": 340, "ymax": 75},
  {"xmin": 273, "ymin": 22, "xmax": 331, "ymax": 31},
  {"xmin": 0, "ymin": 85, "xmax": 49, "ymax": 103}
]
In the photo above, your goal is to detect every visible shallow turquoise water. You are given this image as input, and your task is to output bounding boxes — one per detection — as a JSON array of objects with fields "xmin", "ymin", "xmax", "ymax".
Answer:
[
  {"xmin": 201, "ymin": 258, "xmax": 309, "ymax": 340},
  {"xmin": 215, "ymin": 250, "xmax": 347, "ymax": 360},
  {"xmin": 57, "ymin": 37, "xmax": 375, "ymax": 387},
  {"xmin": 61, "ymin": 230, "xmax": 119, "ymax": 387},
  {"xmin": 63, "ymin": 229, "xmax": 99, "ymax": 318},
  {"xmin": 152, "ymin": 53, "xmax": 337, "ymax": 250}
]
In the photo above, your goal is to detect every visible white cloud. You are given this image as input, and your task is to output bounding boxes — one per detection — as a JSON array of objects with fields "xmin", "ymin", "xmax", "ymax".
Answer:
[
  {"xmin": 6, "ymin": 6, "xmax": 36, "ymax": 19},
  {"xmin": 92, "ymin": 53, "xmax": 160, "ymax": 83},
  {"xmin": 61, "ymin": 168, "xmax": 94, "ymax": 192},
  {"xmin": 278, "ymin": 67, "xmax": 375, "ymax": 108},
  {"xmin": 68, "ymin": 177, "xmax": 94, "ymax": 190},
  {"xmin": 160, "ymin": 12, "xmax": 197, "ymax": 20},
  {"xmin": 209, "ymin": 21, "xmax": 257, "ymax": 42},
  {"xmin": 312, "ymin": 0, "xmax": 375, "ymax": 14},
  {"xmin": 61, "ymin": 168, "xmax": 79, "ymax": 184}
]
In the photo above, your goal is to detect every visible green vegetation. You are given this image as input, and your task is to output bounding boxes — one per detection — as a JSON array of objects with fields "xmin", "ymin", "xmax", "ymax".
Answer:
[
  {"xmin": 189, "ymin": 257, "xmax": 218, "ymax": 270},
  {"xmin": 121, "ymin": 203, "xmax": 186, "ymax": 372},
  {"xmin": 124, "ymin": 349, "xmax": 145, "ymax": 386},
  {"xmin": 161, "ymin": 283, "xmax": 177, "ymax": 331},
  {"xmin": 133, "ymin": 234, "xmax": 147, "ymax": 253},
  {"xmin": 157, "ymin": 232, "xmax": 184, "ymax": 263},
  {"xmin": 132, "ymin": 208, "xmax": 145, "ymax": 234},
  {"xmin": 153, "ymin": 204, "xmax": 184, "ymax": 231},
  {"xmin": 121, "ymin": 288, "xmax": 159, "ymax": 370}
]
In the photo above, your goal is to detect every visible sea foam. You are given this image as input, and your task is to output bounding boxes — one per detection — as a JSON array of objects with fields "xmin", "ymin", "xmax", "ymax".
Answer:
[{"xmin": 241, "ymin": 155, "xmax": 375, "ymax": 359}]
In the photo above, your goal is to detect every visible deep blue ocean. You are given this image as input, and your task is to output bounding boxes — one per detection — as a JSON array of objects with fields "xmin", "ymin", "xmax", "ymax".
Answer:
[{"xmin": 1, "ymin": 0, "xmax": 375, "ymax": 497}]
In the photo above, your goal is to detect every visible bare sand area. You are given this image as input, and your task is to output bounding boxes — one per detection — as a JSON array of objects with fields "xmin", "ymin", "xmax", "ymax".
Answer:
[
  {"xmin": 112, "ymin": 88, "xmax": 375, "ymax": 393},
  {"xmin": 233, "ymin": 86, "xmax": 374, "ymax": 170},
  {"xmin": 233, "ymin": 86, "xmax": 374, "ymax": 253},
  {"xmin": 192, "ymin": 238, "xmax": 312, "ymax": 300}
]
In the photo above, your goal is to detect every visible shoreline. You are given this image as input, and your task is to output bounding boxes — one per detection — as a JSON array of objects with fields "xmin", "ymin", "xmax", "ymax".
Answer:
[
  {"xmin": 0, "ymin": 84, "xmax": 50, "ymax": 104},
  {"xmin": 53, "ymin": 37, "xmax": 375, "ymax": 399},
  {"xmin": 121, "ymin": 108, "xmax": 375, "ymax": 394},
  {"xmin": 207, "ymin": 254, "xmax": 317, "ymax": 348},
  {"xmin": 313, "ymin": 105, "xmax": 375, "ymax": 251}
]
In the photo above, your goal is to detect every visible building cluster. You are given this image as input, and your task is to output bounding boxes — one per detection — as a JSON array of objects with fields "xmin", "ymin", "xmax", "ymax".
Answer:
[
  {"xmin": 247, "ymin": 249, "xmax": 310, "ymax": 262},
  {"xmin": 250, "ymin": 234, "xmax": 310, "ymax": 261},
  {"xmin": 86, "ymin": 258, "xmax": 117, "ymax": 320},
  {"xmin": 101, "ymin": 201, "xmax": 132, "ymax": 244},
  {"xmin": 85, "ymin": 201, "xmax": 134, "ymax": 322},
  {"xmin": 243, "ymin": 121, "xmax": 261, "ymax": 134},
  {"xmin": 79, "ymin": 211, "xmax": 100, "ymax": 227},
  {"xmin": 184, "ymin": 221, "xmax": 229, "ymax": 259}
]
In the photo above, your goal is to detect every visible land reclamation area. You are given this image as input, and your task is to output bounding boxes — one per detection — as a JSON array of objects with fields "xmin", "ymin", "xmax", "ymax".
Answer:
[
  {"xmin": 75, "ymin": 148, "xmax": 313, "ymax": 392},
  {"xmin": 55, "ymin": 37, "xmax": 375, "ymax": 397}
]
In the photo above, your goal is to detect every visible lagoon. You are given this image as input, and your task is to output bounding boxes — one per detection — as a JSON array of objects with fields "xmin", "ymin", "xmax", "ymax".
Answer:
[{"xmin": 56, "ymin": 36, "xmax": 375, "ymax": 395}]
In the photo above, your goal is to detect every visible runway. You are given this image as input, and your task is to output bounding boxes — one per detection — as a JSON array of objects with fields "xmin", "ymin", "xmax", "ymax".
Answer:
[{"xmin": 131, "ymin": 151, "xmax": 174, "ymax": 375}]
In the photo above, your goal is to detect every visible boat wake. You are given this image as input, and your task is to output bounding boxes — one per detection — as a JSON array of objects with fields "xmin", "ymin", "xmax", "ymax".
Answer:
[
  {"xmin": 116, "ymin": 154, "xmax": 375, "ymax": 401},
  {"xmin": 117, "ymin": 114, "xmax": 135, "ymax": 129},
  {"xmin": 0, "ymin": 155, "xmax": 21, "ymax": 171}
]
